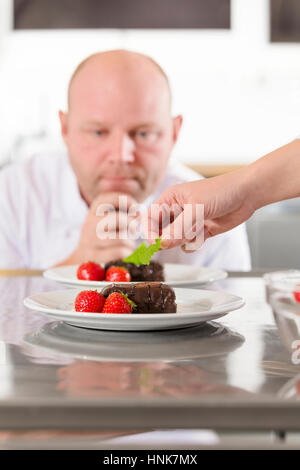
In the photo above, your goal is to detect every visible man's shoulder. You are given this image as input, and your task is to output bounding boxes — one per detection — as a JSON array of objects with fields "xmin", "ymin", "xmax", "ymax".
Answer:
[
  {"xmin": 1, "ymin": 151, "xmax": 68, "ymax": 174},
  {"xmin": 163, "ymin": 160, "xmax": 204, "ymax": 187},
  {"xmin": 0, "ymin": 152, "xmax": 71, "ymax": 193},
  {"xmin": 144, "ymin": 160, "xmax": 204, "ymax": 207}
]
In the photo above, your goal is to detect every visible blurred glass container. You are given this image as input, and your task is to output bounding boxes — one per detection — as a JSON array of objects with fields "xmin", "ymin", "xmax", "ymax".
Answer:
[
  {"xmin": 266, "ymin": 271, "xmax": 300, "ymax": 358},
  {"xmin": 263, "ymin": 270, "xmax": 300, "ymax": 303}
]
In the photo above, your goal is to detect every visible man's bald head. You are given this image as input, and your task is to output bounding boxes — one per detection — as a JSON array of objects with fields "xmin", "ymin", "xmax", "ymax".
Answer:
[
  {"xmin": 60, "ymin": 48, "xmax": 182, "ymax": 205},
  {"xmin": 67, "ymin": 49, "xmax": 172, "ymax": 110}
]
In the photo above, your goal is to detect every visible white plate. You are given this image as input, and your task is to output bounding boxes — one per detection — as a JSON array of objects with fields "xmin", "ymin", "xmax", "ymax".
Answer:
[
  {"xmin": 24, "ymin": 287, "xmax": 244, "ymax": 331},
  {"xmin": 23, "ymin": 321, "xmax": 245, "ymax": 362},
  {"xmin": 43, "ymin": 263, "xmax": 227, "ymax": 288}
]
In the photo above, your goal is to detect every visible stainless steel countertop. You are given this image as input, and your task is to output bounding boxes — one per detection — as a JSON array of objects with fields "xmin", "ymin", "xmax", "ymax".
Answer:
[{"xmin": 0, "ymin": 274, "xmax": 299, "ymax": 432}]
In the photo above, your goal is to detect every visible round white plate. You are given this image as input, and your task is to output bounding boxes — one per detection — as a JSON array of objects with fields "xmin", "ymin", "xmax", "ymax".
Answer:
[
  {"xmin": 43, "ymin": 263, "xmax": 227, "ymax": 288},
  {"xmin": 24, "ymin": 287, "xmax": 244, "ymax": 331},
  {"xmin": 23, "ymin": 321, "xmax": 245, "ymax": 362}
]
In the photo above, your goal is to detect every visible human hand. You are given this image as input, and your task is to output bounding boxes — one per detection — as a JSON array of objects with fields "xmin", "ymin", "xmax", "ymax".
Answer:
[
  {"xmin": 57, "ymin": 192, "xmax": 139, "ymax": 265},
  {"xmin": 144, "ymin": 167, "xmax": 256, "ymax": 251}
]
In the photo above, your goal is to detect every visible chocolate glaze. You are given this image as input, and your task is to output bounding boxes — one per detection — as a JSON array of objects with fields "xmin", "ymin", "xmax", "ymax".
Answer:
[
  {"xmin": 101, "ymin": 282, "xmax": 176, "ymax": 314},
  {"xmin": 104, "ymin": 260, "xmax": 164, "ymax": 282}
]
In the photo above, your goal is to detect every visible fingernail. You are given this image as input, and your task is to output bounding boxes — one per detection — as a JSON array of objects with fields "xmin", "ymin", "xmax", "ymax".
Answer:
[{"xmin": 160, "ymin": 239, "xmax": 169, "ymax": 249}]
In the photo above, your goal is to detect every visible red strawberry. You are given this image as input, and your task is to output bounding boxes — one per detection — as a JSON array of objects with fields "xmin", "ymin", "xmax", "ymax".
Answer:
[
  {"xmin": 75, "ymin": 290, "xmax": 105, "ymax": 313},
  {"xmin": 293, "ymin": 283, "xmax": 300, "ymax": 303},
  {"xmin": 102, "ymin": 292, "xmax": 135, "ymax": 314},
  {"xmin": 77, "ymin": 262, "xmax": 105, "ymax": 281},
  {"xmin": 105, "ymin": 266, "xmax": 131, "ymax": 282}
]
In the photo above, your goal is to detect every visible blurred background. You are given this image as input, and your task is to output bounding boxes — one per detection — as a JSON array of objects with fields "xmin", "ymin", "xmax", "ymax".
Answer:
[{"xmin": 1, "ymin": 0, "xmax": 300, "ymax": 269}]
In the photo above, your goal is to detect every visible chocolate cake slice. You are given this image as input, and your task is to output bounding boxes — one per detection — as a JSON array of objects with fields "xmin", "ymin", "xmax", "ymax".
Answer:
[
  {"xmin": 104, "ymin": 260, "xmax": 164, "ymax": 282},
  {"xmin": 101, "ymin": 282, "xmax": 176, "ymax": 314}
]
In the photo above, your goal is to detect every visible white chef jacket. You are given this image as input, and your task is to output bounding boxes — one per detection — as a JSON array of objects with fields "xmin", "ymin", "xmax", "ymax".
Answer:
[{"xmin": 0, "ymin": 152, "xmax": 251, "ymax": 270}]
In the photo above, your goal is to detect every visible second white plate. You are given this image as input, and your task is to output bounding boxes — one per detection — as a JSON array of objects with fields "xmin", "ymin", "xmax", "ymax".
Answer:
[{"xmin": 43, "ymin": 263, "xmax": 227, "ymax": 288}]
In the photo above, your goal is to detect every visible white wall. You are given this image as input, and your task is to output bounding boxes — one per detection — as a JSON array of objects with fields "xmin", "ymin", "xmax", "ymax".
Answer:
[{"xmin": 1, "ymin": 0, "xmax": 300, "ymax": 165}]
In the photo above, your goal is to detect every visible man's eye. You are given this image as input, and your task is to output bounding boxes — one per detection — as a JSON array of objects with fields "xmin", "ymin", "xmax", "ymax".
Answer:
[
  {"xmin": 134, "ymin": 130, "xmax": 158, "ymax": 144},
  {"xmin": 135, "ymin": 130, "xmax": 155, "ymax": 140},
  {"xmin": 137, "ymin": 131, "xmax": 149, "ymax": 137},
  {"xmin": 94, "ymin": 130, "xmax": 104, "ymax": 136}
]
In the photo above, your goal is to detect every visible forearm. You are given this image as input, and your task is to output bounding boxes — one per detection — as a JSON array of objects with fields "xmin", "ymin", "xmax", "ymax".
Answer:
[{"xmin": 247, "ymin": 139, "xmax": 300, "ymax": 210}]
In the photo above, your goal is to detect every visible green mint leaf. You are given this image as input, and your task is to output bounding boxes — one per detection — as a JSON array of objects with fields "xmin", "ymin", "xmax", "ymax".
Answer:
[{"xmin": 122, "ymin": 238, "xmax": 161, "ymax": 265}]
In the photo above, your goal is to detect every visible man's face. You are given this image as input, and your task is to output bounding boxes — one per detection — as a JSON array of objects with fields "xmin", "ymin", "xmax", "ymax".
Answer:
[{"xmin": 60, "ymin": 56, "xmax": 182, "ymax": 205}]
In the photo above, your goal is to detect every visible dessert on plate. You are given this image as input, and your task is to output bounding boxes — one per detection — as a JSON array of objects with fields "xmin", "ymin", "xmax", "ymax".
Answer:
[
  {"xmin": 105, "ymin": 238, "xmax": 164, "ymax": 282},
  {"xmin": 101, "ymin": 282, "xmax": 176, "ymax": 313},
  {"xmin": 104, "ymin": 260, "xmax": 164, "ymax": 282},
  {"xmin": 74, "ymin": 281, "xmax": 177, "ymax": 314},
  {"xmin": 76, "ymin": 238, "xmax": 164, "ymax": 282}
]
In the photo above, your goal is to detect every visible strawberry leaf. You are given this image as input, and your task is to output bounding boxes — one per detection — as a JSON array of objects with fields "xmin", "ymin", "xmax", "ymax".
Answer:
[
  {"xmin": 120, "ymin": 293, "xmax": 137, "ymax": 311},
  {"xmin": 122, "ymin": 238, "xmax": 161, "ymax": 265}
]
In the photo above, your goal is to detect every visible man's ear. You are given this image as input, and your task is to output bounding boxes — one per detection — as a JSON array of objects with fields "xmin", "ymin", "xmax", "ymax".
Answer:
[
  {"xmin": 172, "ymin": 115, "xmax": 183, "ymax": 144},
  {"xmin": 59, "ymin": 110, "xmax": 68, "ymax": 143}
]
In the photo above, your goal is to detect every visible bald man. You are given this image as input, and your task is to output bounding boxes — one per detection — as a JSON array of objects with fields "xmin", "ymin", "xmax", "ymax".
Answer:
[{"xmin": 0, "ymin": 50, "xmax": 250, "ymax": 269}]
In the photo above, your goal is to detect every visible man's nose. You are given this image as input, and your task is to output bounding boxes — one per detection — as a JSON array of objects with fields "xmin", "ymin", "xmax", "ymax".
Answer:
[{"xmin": 106, "ymin": 131, "xmax": 135, "ymax": 164}]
